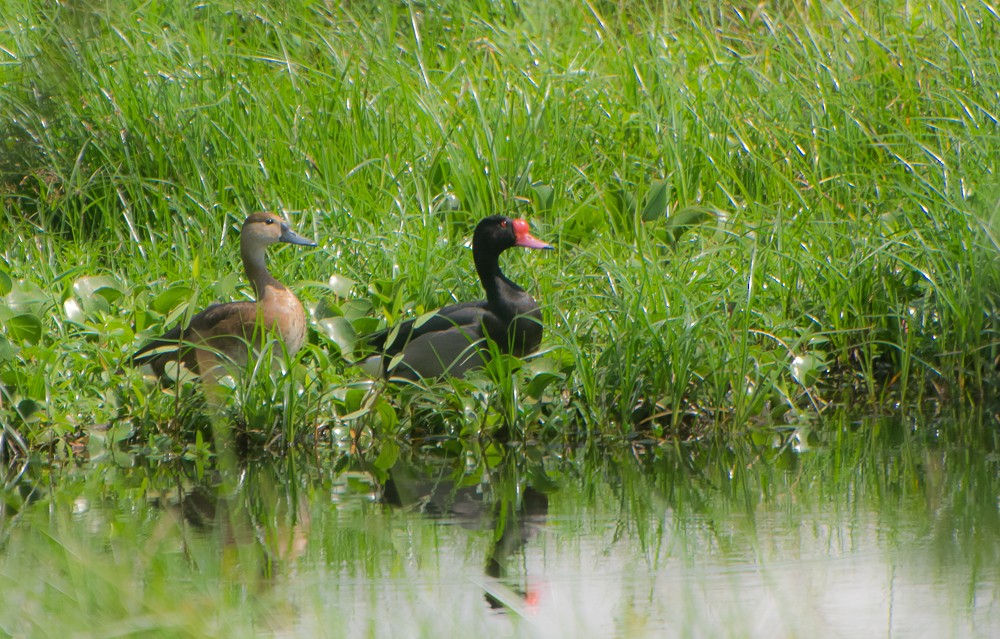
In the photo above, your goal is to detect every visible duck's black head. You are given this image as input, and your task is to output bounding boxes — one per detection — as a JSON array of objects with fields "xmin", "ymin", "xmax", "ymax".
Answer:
[{"xmin": 472, "ymin": 215, "xmax": 552, "ymax": 255}]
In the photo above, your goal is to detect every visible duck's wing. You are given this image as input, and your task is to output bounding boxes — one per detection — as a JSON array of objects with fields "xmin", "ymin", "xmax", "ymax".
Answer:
[
  {"xmin": 365, "ymin": 301, "xmax": 490, "ymax": 356},
  {"xmin": 388, "ymin": 322, "xmax": 488, "ymax": 380},
  {"xmin": 130, "ymin": 302, "xmax": 258, "ymax": 371}
]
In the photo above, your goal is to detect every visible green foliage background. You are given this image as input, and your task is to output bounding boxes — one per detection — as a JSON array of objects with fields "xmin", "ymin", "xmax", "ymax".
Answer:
[{"xmin": 1, "ymin": 1, "xmax": 999, "ymax": 453}]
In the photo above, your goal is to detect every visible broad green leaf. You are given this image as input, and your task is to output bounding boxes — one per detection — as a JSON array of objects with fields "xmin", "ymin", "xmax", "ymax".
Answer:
[
  {"xmin": 386, "ymin": 351, "xmax": 405, "ymax": 374},
  {"xmin": 373, "ymin": 439, "xmax": 399, "ymax": 471},
  {"xmin": 0, "ymin": 270, "xmax": 11, "ymax": 296},
  {"xmin": 641, "ymin": 179, "xmax": 671, "ymax": 221},
  {"xmin": 352, "ymin": 316, "xmax": 382, "ymax": 335},
  {"xmin": 1, "ymin": 368, "xmax": 27, "ymax": 389},
  {"xmin": 531, "ymin": 182, "xmax": 555, "ymax": 212},
  {"xmin": 375, "ymin": 399, "xmax": 398, "ymax": 430},
  {"xmin": 152, "ymin": 285, "xmax": 194, "ymax": 314},
  {"xmin": 7, "ymin": 313, "xmax": 42, "ymax": 344},
  {"xmin": 5, "ymin": 282, "xmax": 48, "ymax": 314},
  {"xmin": 312, "ymin": 297, "xmax": 340, "ymax": 321},
  {"xmin": 73, "ymin": 275, "xmax": 123, "ymax": 304},
  {"xmin": 109, "ymin": 422, "xmax": 136, "ymax": 443},
  {"xmin": 318, "ymin": 316, "xmax": 356, "ymax": 353},
  {"xmin": 368, "ymin": 278, "xmax": 399, "ymax": 303},
  {"xmin": 413, "ymin": 311, "xmax": 439, "ymax": 330},
  {"xmin": 791, "ymin": 353, "xmax": 827, "ymax": 387},
  {"xmin": 72, "ymin": 276, "xmax": 118, "ymax": 315},
  {"xmin": 16, "ymin": 398, "xmax": 42, "ymax": 423},
  {"xmin": 64, "ymin": 297, "xmax": 85, "ymax": 323},
  {"xmin": 0, "ymin": 334, "xmax": 16, "ymax": 363},
  {"xmin": 525, "ymin": 371, "xmax": 562, "ymax": 400},
  {"xmin": 344, "ymin": 387, "xmax": 367, "ymax": 413},
  {"xmin": 342, "ymin": 298, "xmax": 374, "ymax": 322},
  {"xmin": 663, "ymin": 205, "xmax": 712, "ymax": 242},
  {"xmin": 328, "ymin": 274, "xmax": 356, "ymax": 298}
]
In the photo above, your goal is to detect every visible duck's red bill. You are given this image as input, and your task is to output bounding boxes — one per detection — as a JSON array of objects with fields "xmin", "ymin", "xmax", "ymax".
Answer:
[{"xmin": 512, "ymin": 219, "xmax": 553, "ymax": 250}]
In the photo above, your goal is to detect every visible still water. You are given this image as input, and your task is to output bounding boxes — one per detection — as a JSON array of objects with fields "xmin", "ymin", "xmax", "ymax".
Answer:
[{"xmin": 2, "ymin": 416, "xmax": 998, "ymax": 638}]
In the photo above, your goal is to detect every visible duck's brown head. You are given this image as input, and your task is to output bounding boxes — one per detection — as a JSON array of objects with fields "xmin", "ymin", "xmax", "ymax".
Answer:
[{"xmin": 242, "ymin": 212, "xmax": 317, "ymax": 250}]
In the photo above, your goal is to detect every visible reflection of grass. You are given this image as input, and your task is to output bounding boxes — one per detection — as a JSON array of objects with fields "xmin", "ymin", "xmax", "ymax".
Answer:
[
  {"xmin": 1, "ymin": 1, "xmax": 999, "ymax": 456},
  {"xmin": 2, "ymin": 418, "xmax": 997, "ymax": 637}
]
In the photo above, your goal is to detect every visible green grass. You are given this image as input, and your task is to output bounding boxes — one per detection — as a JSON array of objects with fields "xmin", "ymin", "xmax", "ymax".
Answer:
[{"xmin": 1, "ymin": 0, "xmax": 999, "ymax": 459}]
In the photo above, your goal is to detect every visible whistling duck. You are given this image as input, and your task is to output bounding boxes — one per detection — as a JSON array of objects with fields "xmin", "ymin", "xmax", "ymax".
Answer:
[
  {"xmin": 362, "ymin": 215, "xmax": 552, "ymax": 380},
  {"xmin": 131, "ymin": 212, "xmax": 316, "ymax": 381}
]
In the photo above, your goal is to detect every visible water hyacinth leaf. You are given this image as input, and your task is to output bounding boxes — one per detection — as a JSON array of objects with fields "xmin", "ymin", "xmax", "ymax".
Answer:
[
  {"xmin": 342, "ymin": 298, "xmax": 374, "ymax": 322},
  {"xmin": 2, "ymin": 369, "xmax": 26, "ymax": 391},
  {"xmin": 151, "ymin": 285, "xmax": 194, "ymax": 314},
  {"xmin": 352, "ymin": 316, "xmax": 382, "ymax": 335},
  {"xmin": 64, "ymin": 297, "xmax": 85, "ymax": 323},
  {"xmin": 102, "ymin": 319, "xmax": 134, "ymax": 346},
  {"xmin": 525, "ymin": 371, "xmax": 562, "ymax": 400},
  {"xmin": 109, "ymin": 422, "xmax": 136, "ymax": 443},
  {"xmin": 5, "ymin": 282, "xmax": 48, "ymax": 315},
  {"xmin": 373, "ymin": 439, "xmax": 399, "ymax": 472},
  {"xmin": 375, "ymin": 399, "xmax": 398, "ymax": 431},
  {"xmin": 80, "ymin": 292, "xmax": 110, "ymax": 315},
  {"xmin": 328, "ymin": 274, "xmax": 356, "ymax": 298},
  {"xmin": 7, "ymin": 313, "xmax": 42, "ymax": 344},
  {"xmin": 663, "ymin": 206, "xmax": 712, "ymax": 243},
  {"xmin": 17, "ymin": 398, "xmax": 43, "ymax": 423},
  {"xmin": 312, "ymin": 297, "xmax": 339, "ymax": 321},
  {"xmin": 0, "ymin": 270, "xmax": 11, "ymax": 296},
  {"xmin": 609, "ymin": 183, "xmax": 638, "ymax": 220},
  {"xmin": 641, "ymin": 179, "xmax": 671, "ymax": 221},
  {"xmin": 531, "ymin": 182, "xmax": 555, "ymax": 212},
  {"xmin": 791, "ymin": 353, "xmax": 828, "ymax": 387},
  {"xmin": 73, "ymin": 275, "xmax": 123, "ymax": 307},
  {"xmin": 318, "ymin": 316, "xmax": 356, "ymax": 353},
  {"xmin": 0, "ymin": 334, "xmax": 16, "ymax": 362}
]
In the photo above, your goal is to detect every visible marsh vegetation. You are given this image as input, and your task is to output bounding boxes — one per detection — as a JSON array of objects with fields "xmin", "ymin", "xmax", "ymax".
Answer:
[{"xmin": 1, "ymin": 0, "xmax": 999, "ymax": 635}]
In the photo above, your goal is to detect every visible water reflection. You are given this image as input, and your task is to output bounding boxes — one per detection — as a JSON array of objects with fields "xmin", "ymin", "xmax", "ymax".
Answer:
[
  {"xmin": 383, "ymin": 457, "xmax": 549, "ymax": 610},
  {"xmin": 149, "ymin": 467, "xmax": 311, "ymax": 580},
  {"xmin": 0, "ymin": 413, "xmax": 998, "ymax": 637}
]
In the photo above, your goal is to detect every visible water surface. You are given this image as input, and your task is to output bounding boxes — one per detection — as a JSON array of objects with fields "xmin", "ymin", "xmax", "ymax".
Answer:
[{"xmin": 2, "ymin": 416, "xmax": 997, "ymax": 638}]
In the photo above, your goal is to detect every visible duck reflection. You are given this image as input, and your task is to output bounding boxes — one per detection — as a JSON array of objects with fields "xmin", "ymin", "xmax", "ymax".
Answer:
[
  {"xmin": 382, "ymin": 457, "xmax": 549, "ymax": 611},
  {"xmin": 150, "ymin": 464, "xmax": 310, "ymax": 580}
]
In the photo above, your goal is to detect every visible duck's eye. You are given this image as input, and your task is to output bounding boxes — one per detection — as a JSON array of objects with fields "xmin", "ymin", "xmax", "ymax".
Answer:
[
  {"xmin": 265, "ymin": 218, "xmax": 274, "ymax": 225},
  {"xmin": 500, "ymin": 220, "xmax": 507, "ymax": 228}
]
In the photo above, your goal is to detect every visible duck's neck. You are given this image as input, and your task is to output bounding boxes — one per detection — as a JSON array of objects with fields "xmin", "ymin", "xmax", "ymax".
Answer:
[
  {"xmin": 475, "ymin": 248, "xmax": 520, "ymax": 310},
  {"xmin": 242, "ymin": 243, "xmax": 284, "ymax": 301}
]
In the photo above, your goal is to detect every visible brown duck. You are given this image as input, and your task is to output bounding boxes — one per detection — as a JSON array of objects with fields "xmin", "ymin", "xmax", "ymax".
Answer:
[{"xmin": 131, "ymin": 212, "xmax": 316, "ymax": 381}]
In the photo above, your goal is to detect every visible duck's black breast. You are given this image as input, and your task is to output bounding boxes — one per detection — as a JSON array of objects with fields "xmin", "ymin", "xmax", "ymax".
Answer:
[{"xmin": 496, "ymin": 289, "xmax": 543, "ymax": 357}]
